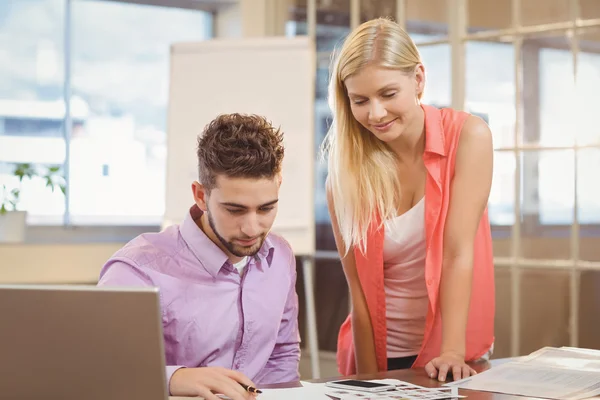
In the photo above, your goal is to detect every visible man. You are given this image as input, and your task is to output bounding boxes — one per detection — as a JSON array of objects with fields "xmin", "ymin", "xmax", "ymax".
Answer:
[{"xmin": 98, "ymin": 114, "xmax": 300, "ymax": 400}]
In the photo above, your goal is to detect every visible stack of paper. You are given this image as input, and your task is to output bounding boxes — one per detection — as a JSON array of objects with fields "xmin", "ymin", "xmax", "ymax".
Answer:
[{"xmin": 446, "ymin": 346, "xmax": 600, "ymax": 400}]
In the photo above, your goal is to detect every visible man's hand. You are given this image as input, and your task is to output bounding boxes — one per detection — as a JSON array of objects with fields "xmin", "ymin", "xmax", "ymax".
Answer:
[
  {"xmin": 169, "ymin": 366, "xmax": 257, "ymax": 400},
  {"xmin": 424, "ymin": 352, "xmax": 477, "ymax": 382}
]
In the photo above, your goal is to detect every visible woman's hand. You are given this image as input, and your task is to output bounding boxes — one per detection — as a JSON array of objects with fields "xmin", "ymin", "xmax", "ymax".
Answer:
[{"xmin": 424, "ymin": 352, "xmax": 477, "ymax": 382}]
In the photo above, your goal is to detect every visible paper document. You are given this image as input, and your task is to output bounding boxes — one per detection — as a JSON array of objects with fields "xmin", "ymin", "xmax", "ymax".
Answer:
[
  {"xmin": 446, "ymin": 346, "xmax": 600, "ymax": 400},
  {"xmin": 323, "ymin": 379, "xmax": 464, "ymax": 400},
  {"xmin": 180, "ymin": 378, "xmax": 464, "ymax": 400}
]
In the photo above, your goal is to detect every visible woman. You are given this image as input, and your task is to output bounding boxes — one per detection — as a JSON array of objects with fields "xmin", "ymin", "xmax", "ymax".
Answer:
[{"xmin": 324, "ymin": 17, "xmax": 495, "ymax": 382}]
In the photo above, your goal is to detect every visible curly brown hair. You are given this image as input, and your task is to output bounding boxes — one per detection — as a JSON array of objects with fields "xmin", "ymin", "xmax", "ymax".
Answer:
[{"xmin": 197, "ymin": 113, "xmax": 285, "ymax": 191}]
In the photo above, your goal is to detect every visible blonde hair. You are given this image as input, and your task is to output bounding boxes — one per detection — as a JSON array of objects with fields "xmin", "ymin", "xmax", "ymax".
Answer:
[{"xmin": 323, "ymin": 17, "xmax": 423, "ymax": 255}]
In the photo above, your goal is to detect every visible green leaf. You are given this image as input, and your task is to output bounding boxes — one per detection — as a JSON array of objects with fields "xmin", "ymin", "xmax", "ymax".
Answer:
[
  {"xmin": 0, "ymin": 204, "xmax": 6, "ymax": 215},
  {"xmin": 59, "ymin": 184, "xmax": 66, "ymax": 195},
  {"xmin": 14, "ymin": 163, "xmax": 36, "ymax": 182}
]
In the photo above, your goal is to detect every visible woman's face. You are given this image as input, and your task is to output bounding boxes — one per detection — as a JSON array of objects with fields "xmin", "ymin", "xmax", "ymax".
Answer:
[{"xmin": 344, "ymin": 64, "xmax": 425, "ymax": 143}]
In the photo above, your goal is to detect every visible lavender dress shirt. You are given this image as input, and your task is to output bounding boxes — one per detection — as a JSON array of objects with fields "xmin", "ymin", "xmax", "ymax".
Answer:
[{"xmin": 97, "ymin": 206, "xmax": 301, "ymax": 388}]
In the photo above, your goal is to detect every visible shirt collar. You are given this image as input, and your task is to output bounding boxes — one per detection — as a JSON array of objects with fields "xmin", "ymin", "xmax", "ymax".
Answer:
[
  {"xmin": 422, "ymin": 104, "xmax": 446, "ymax": 157},
  {"xmin": 180, "ymin": 204, "xmax": 276, "ymax": 278}
]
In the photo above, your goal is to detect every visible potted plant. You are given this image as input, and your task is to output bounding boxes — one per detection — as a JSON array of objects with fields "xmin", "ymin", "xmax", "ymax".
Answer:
[{"xmin": 0, "ymin": 163, "xmax": 66, "ymax": 243}]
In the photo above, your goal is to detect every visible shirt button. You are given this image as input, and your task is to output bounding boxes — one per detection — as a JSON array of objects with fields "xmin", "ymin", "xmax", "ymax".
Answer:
[{"xmin": 427, "ymin": 279, "xmax": 433, "ymax": 286}]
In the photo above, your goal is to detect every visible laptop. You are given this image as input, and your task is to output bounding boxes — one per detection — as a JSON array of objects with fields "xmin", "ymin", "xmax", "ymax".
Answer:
[{"xmin": 0, "ymin": 284, "xmax": 168, "ymax": 400}]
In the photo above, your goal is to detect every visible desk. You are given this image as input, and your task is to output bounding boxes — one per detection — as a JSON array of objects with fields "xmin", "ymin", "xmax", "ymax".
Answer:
[{"xmin": 250, "ymin": 359, "xmax": 526, "ymax": 400}]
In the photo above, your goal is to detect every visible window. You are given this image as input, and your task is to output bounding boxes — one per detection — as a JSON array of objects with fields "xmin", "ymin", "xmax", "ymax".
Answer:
[
  {"xmin": 0, "ymin": 0, "xmax": 212, "ymax": 226},
  {"xmin": 0, "ymin": 0, "xmax": 66, "ymax": 223},
  {"xmin": 418, "ymin": 42, "xmax": 451, "ymax": 112},
  {"xmin": 466, "ymin": 38, "xmax": 600, "ymax": 227},
  {"xmin": 538, "ymin": 47, "xmax": 600, "ymax": 224},
  {"xmin": 466, "ymin": 41, "xmax": 516, "ymax": 225},
  {"xmin": 70, "ymin": 0, "xmax": 212, "ymax": 225},
  {"xmin": 410, "ymin": 33, "xmax": 452, "ymax": 108}
]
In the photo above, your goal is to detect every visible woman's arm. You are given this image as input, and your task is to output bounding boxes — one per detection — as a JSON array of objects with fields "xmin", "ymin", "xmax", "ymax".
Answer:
[
  {"xmin": 326, "ymin": 178, "xmax": 378, "ymax": 374},
  {"xmin": 425, "ymin": 115, "xmax": 493, "ymax": 381}
]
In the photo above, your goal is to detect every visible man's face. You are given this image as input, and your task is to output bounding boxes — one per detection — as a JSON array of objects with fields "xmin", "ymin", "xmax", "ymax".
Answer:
[{"xmin": 194, "ymin": 175, "xmax": 280, "ymax": 259}]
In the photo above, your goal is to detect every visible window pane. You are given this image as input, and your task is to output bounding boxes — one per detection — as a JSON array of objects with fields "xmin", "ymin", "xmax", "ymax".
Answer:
[
  {"xmin": 70, "ymin": 0, "xmax": 211, "ymax": 225},
  {"xmin": 489, "ymin": 151, "xmax": 516, "ymax": 258},
  {"xmin": 287, "ymin": 0, "xmax": 350, "ymax": 37},
  {"xmin": 538, "ymin": 150, "xmax": 575, "ymax": 225},
  {"xmin": 419, "ymin": 43, "xmax": 451, "ymax": 107},
  {"xmin": 578, "ymin": 149, "xmax": 600, "ymax": 262},
  {"xmin": 489, "ymin": 151, "xmax": 516, "ymax": 227},
  {"xmin": 534, "ymin": 37, "xmax": 577, "ymax": 147},
  {"xmin": 314, "ymin": 97, "xmax": 331, "ymax": 227},
  {"xmin": 286, "ymin": 1, "xmax": 306, "ymax": 36},
  {"xmin": 313, "ymin": 2, "xmax": 351, "ymax": 229},
  {"xmin": 521, "ymin": 150, "xmax": 573, "ymax": 260},
  {"xmin": 0, "ymin": 0, "xmax": 66, "ymax": 224},
  {"xmin": 578, "ymin": 149, "xmax": 600, "ymax": 225},
  {"xmin": 466, "ymin": 40, "xmax": 515, "ymax": 148},
  {"xmin": 575, "ymin": 30, "xmax": 600, "ymax": 146},
  {"xmin": 538, "ymin": 41, "xmax": 600, "ymax": 147}
]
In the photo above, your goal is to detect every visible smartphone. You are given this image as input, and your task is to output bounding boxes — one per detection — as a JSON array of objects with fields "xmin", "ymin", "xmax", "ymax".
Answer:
[{"xmin": 325, "ymin": 379, "xmax": 396, "ymax": 393}]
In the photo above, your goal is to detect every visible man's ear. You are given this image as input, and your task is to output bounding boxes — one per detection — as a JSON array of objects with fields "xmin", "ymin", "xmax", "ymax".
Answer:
[
  {"xmin": 192, "ymin": 181, "xmax": 209, "ymax": 211},
  {"xmin": 277, "ymin": 173, "xmax": 283, "ymax": 187}
]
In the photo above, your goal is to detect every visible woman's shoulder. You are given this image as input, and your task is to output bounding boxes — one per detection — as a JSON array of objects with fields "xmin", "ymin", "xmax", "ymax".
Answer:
[
  {"xmin": 422, "ymin": 104, "xmax": 491, "ymax": 158},
  {"xmin": 424, "ymin": 105, "xmax": 489, "ymax": 141},
  {"xmin": 421, "ymin": 104, "xmax": 468, "ymax": 133},
  {"xmin": 439, "ymin": 105, "xmax": 470, "ymax": 124}
]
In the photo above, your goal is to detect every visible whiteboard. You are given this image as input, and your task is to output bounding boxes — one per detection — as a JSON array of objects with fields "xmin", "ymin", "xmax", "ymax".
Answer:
[{"xmin": 164, "ymin": 36, "xmax": 316, "ymax": 256}]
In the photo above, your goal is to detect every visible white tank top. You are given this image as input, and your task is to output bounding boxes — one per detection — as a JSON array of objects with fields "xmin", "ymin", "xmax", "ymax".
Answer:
[{"xmin": 382, "ymin": 196, "xmax": 428, "ymax": 358}]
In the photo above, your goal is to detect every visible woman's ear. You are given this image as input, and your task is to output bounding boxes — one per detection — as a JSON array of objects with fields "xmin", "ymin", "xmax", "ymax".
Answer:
[{"xmin": 414, "ymin": 63, "xmax": 426, "ymax": 98}]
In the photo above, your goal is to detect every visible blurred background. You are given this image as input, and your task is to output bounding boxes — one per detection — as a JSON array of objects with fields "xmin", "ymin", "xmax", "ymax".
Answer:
[{"xmin": 0, "ymin": 0, "xmax": 599, "ymax": 378}]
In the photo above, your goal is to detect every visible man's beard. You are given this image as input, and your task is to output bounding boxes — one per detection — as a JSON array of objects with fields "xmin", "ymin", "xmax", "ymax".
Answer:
[{"xmin": 207, "ymin": 212, "xmax": 264, "ymax": 258}]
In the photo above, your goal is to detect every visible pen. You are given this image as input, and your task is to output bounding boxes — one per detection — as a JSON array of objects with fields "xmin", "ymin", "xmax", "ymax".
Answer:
[{"xmin": 239, "ymin": 382, "xmax": 262, "ymax": 394}]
